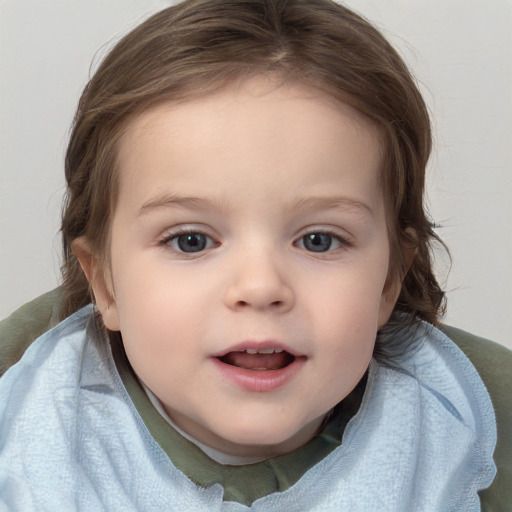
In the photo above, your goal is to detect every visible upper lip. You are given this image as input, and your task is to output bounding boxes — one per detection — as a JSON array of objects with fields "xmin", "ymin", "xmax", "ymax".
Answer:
[{"xmin": 212, "ymin": 341, "xmax": 302, "ymax": 358}]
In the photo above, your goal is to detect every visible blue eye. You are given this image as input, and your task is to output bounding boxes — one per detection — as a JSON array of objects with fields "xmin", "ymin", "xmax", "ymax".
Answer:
[
  {"xmin": 168, "ymin": 232, "xmax": 215, "ymax": 253},
  {"xmin": 298, "ymin": 232, "xmax": 345, "ymax": 253}
]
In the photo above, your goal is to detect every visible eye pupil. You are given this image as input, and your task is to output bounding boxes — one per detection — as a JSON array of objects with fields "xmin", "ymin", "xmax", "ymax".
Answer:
[
  {"xmin": 177, "ymin": 233, "xmax": 207, "ymax": 252},
  {"xmin": 303, "ymin": 233, "xmax": 332, "ymax": 252}
]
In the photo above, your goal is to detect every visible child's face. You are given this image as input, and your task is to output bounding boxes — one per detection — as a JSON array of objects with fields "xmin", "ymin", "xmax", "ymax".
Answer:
[{"xmin": 87, "ymin": 77, "xmax": 399, "ymax": 458}]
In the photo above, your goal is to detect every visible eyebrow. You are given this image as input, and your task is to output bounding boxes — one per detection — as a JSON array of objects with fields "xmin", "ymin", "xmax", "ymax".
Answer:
[
  {"xmin": 290, "ymin": 196, "xmax": 374, "ymax": 217},
  {"xmin": 138, "ymin": 193, "xmax": 373, "ymax": 217},
  {"xmin": 138, "ymin": 194, "xmax": 230, "ymax": 216}
]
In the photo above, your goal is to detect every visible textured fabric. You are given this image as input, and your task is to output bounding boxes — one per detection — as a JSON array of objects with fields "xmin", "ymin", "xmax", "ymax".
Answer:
[
  {"xmin": 440, "ymin": 325, "xmax": 512, "ymax": 512},
  {"xmin": 0, "ymin": 290, "xmax": 509, "ymax": 509},
  {"xmin": 0, "ymin": 306, "xmax": 496, "ymax": 511}
]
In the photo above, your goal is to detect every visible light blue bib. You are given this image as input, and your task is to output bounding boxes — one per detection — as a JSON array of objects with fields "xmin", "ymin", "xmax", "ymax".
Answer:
[{"xmin": 0, "ymin": 306, "xmax": 496, "ymax": 511}]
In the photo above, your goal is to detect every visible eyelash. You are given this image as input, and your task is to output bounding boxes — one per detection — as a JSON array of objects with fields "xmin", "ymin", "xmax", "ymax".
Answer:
[
  {"xmin": 293, "ymin": 229, "xmax": 352, "ymax": 256},
  {"xmin": 158, "ymin": 229, "xmax": 218, "ymax": 255},
  {"xmin": 158, "ymin": 227, "xmax": 352, "ymax": 255}
]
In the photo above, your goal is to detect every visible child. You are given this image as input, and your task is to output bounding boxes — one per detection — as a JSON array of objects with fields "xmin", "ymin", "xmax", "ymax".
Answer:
[{"xmin": 0, "ymin": 0, "xmax": 508, "ymax": 510}]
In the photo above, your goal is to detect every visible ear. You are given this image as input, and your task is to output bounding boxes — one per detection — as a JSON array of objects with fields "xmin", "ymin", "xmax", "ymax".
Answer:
[
  {"xmin": 71, "ymin": 237, "xmax": 120, "ymax": 331},
  {"xmin": 378, "ymin": 231, "xmax": 417, "ymax": 328}
]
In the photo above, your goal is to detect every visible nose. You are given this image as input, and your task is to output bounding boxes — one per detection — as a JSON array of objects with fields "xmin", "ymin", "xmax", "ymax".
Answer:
[{"xmin": 224, "ymin": 249, "xmax": 295, "ymax": 313}]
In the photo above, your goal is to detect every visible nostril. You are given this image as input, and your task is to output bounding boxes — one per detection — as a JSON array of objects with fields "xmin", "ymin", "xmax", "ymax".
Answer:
[
  {"xmin": 226, "ymin": 282, "xmax": 294, "ymax": 311},
  {"xmin": 234, "ymin": 299, "xmax": 284, "ymax": 310}
]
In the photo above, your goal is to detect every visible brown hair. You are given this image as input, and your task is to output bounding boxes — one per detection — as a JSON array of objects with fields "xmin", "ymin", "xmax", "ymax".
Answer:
[{"xmin": 61, "ymin": 0, "xmax": 446, "ymax": 331}]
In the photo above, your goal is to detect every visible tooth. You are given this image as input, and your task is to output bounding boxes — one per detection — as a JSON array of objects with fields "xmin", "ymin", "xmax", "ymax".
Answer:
[
  {"xmin": 258, "ymin": 348, "xmax": 275, "ymax": 354},
  {"xmin": 246, "ymin": 349, "xmax": 258, "ymax": 355},
  {"xmin": 274, "ymin": 348, "xmax": 283, "ymax": 353}
]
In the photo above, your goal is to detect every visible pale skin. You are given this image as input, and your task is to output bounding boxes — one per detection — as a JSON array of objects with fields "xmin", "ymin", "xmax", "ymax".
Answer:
[{"xmin": 74, "ymin": 77, "xmax": 407, "ymax": 459}]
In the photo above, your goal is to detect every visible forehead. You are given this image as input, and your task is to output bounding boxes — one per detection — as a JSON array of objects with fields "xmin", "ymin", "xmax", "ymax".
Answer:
[{"xmin": 114, "ymin": 77, "xmax": 384, "ymax": 213}]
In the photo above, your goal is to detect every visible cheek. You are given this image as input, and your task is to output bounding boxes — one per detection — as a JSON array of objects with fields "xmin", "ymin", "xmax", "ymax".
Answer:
[
  {"xmin": 109, "ymin": 253, "xmax": 217, "ymax": 358},
  {"xmin": 318, "ymin": 299, "xmax": 377, "ymax": 368},
  {"xmin": 112, "ymin": 246, "xmax": 206, "ymax": 313},
  {"xmin": 306, "ymin": 262, "xmax": 388, "ymax": 372},
  {"xmin": 312, "ymin": 261, "xmax": 389, "ymax": 328},
  {"xmin": 115, "ymin": 285, "xmax": 203, "ymax": 389}
]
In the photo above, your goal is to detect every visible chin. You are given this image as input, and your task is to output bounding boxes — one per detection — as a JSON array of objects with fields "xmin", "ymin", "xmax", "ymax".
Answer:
[{"xmin": 213, "ymin": 416, "xmax": 321, "ymax": 457}]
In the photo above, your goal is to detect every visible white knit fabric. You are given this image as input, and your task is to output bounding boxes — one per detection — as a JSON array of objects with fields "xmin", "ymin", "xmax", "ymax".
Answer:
[{"xmin": 0, "ymin": 306, "xmax": 496, "ymax": 511}]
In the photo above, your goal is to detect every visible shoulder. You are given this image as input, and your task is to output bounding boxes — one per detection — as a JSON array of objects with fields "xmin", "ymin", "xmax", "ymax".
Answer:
[
  {"xmin": 441, "ymin": 324, "xmax": 512, "ymax": 382},
  {"xmin": 0, "ymin": 288, "xmax": 63, "ymax": 377},
  {"xmin": 440, "ymin": 325, "xmax": 512, "ymax": 425},
  {"xmin": 440, "ymin": 324, "xmax": 512, "ymax": 511}
]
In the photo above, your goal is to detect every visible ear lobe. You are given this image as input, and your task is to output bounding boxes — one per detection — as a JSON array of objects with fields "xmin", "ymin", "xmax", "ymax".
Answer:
[
  {"xmin": 378, "ymin": 275, "xmax": 401, "ymax": 329},
  {"xmin": 71, "ymin": 237, "xmax": 120, "ymax": 331},
  {"xmin": 378, "ymin": 230, "xmax": 418, "ymax": 329}
]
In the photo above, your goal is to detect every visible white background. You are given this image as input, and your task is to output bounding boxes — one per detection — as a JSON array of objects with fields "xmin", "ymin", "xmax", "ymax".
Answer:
[{"xmin": 1, "ymin": 1, "xmax": 511, "ymax": 348}]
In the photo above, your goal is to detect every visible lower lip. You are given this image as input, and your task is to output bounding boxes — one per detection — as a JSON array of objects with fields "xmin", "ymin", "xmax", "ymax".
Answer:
[{"xmin": 211, "ymin": 356, "xmax": 306, "ymax": 393}]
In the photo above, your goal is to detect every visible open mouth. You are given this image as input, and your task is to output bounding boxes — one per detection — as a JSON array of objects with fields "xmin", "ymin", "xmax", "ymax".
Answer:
[
  {"xmin": 218, "ymin": 349, "xmax": 296, "ymax": 371},
  {"xmin": 213, "ymin": 345, "xmax": 306, "ymax": 392}
]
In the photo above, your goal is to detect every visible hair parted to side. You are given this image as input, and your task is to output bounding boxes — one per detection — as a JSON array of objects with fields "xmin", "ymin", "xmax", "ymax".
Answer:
[{"xmin": 61, "ymin": 0, "xmax": 446, "ymax": 333}]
